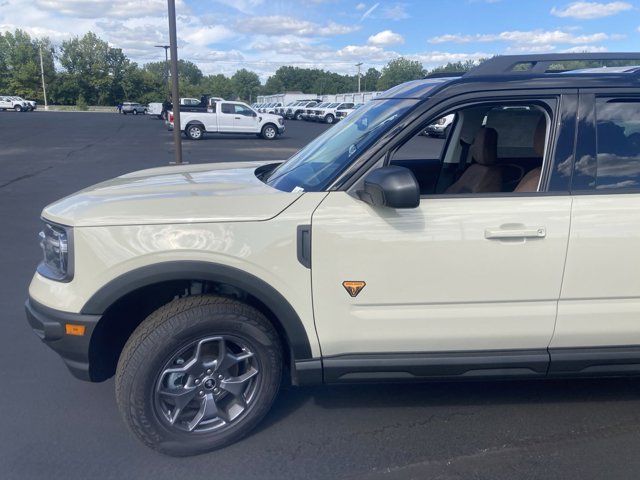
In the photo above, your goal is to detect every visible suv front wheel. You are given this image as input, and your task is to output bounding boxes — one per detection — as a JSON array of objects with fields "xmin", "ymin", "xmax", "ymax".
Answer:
[{"xmin": 115, "ymin": 295, "xmax": 282, "ymax": 456}]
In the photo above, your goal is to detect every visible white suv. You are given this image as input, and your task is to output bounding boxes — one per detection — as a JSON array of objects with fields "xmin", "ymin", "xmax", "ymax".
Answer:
[
  {"xmin": 25, "ymin": 53, "xmax": 640, "ymax": 457},
  {"xmin": 0, "ymin": 95, "xmax": 28, "ymax": 111}
]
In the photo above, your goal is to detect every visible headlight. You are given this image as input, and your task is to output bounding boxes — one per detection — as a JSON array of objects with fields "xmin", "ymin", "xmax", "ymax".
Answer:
[
  {"xmin": 278, "ymin": 117, "xmax": 284, "ymax": 125},
  {"xmin": 37, "ymin": 222, "xmax": 73, "ymax": 282}
]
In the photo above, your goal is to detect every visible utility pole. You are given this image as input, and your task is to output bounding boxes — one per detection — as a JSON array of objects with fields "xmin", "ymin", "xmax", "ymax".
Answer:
[
  {"xmin": 167, "ymin": 0, "xmax": 183, "ymax": 164},
  {"xmin": 38, "ymin": 43, "xmax": 48, "ymax": 110},
  {"xmin": 355, "ymin": 62, "xmax": 363, "ymax": 93},
  {"xmin": 154, "ymin": 45, "xmax": 170, "ymax": 97}
]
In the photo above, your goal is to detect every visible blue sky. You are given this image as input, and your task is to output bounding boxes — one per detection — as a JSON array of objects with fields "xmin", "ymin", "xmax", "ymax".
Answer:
[{"xmin": 1, "ymin": 0, "xmax": 638, "ymax": 79}]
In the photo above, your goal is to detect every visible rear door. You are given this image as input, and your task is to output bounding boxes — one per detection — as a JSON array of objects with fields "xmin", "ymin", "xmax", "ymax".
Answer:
[
  {"xmin": 550, "ymin": 92, "xmax": 640, "ymax": 372},
  {"xmin": 218, "ymin": 103, "xmax": 236, "ymax": 131}
]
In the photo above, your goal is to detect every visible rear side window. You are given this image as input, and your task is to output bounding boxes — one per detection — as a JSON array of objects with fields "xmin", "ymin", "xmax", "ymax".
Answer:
[
  {"xmin": 221, "ymin": 103, "xmax": 234, "ymax": 114},
  {"xmin": 595, "ymin": 100, "xmax": 640, "ymax": 190}
]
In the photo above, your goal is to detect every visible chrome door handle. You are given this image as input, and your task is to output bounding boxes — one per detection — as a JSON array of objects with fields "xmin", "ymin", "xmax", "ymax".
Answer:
[{"xmin": 484, "ymin": 226, "xmax": 546, "ymax": 240}]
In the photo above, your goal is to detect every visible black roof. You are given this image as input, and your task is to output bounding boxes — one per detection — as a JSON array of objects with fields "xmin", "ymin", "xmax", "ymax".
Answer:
[{"xmin": 379, "ymin": 53, "xmax": 640, "ymax": 100}]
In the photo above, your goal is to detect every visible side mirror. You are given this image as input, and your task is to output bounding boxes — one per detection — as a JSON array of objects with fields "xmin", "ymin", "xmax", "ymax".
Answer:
[
  {"xmin": 359, "ymin": 166, "xmax": 420, "ymax": 209},
  {"xmin": 252, "ymin": 112, "xmax": 257, "ymax": 117}
]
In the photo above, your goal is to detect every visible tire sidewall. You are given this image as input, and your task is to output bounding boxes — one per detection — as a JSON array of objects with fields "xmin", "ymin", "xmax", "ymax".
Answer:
[
  {"xmin": 117, "ymin": 299, "xmax": 281, "ymax": 456},
  {"xmin": 325, "ymin": 114, "xmax": 334, "ymax": 124}
]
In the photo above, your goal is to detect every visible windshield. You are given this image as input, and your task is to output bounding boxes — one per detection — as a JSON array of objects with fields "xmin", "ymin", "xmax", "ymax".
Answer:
[{"xmin": 266, "ymin": 98, "xmax": 418, "ymax": 192}]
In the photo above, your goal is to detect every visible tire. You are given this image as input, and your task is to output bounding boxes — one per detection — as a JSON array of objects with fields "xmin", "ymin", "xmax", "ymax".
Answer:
[
  {"xmin": 295, "ymin": 111, "xmax": 303, "ymax": 121},
  {"xmin": 325, "ymin": 114, "xmax": 335, "ymax": 124},
  {"xmin": 185, "ymin": 124, "xmax": 204, "ymax": 140},
  {"xmin": 14, "ymin": 105, "xmax": 22, "ymax": 112},
  {"xmin": 133, "ymin": 109, "xmax": 138, "ymax": 115},
  {"xmin": 261, "ymin": 124, "xmax": 277, "ymax": 140},
  {"xmin": 115, "ymin": 295, "xmax": 282, "ymax": 456}
]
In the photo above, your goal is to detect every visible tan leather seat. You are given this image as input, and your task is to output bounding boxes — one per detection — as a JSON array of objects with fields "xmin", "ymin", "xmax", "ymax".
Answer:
[
  {"xmin": 446, "ymin": 127, "xmax": 502, "ymax": 194},
  {"xmin": 514, "ymin": 117, "xmax": 546, "ymax": 193}
]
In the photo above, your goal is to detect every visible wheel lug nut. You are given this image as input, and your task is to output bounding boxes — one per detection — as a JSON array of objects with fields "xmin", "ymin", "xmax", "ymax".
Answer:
[
  {"xmin": 206, "ymin": 369, "xmax": 212, "ymax": 374},
  {"xmin": 199, "ymin": 390, "xmax": 204, "ymax": 396},
  {"xmin": 195, "ymin": 379, "xmax": 200, "ymax": 385},
  {"xmin": 218, "ymin": 374, "xmax": 223, "ymax": 380},
  {"xmin": 213, "ymin": 388, "xmax": 220, "ymax": 394}
]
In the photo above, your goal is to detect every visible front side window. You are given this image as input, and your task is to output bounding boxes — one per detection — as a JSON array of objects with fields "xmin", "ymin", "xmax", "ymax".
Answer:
[
  {"xmin": 234, "ymin": 104, "xmax": 254, "ymax": 116},
  {"xmin": 389, "ymin": 102, "xmax": 552, "ymax": 195},
  {"xmin": 266, "ymin": 98, "xmax": 418, "ymax": 192},
  {"xmin": 594, "ymin": 100, "xmax": 640, "ymax": 190}
]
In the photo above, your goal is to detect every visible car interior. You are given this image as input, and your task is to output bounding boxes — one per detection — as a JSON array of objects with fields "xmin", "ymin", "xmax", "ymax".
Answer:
[{"xmin": 391, "ymin": 103, "xmax": 549, "ymax": 195}]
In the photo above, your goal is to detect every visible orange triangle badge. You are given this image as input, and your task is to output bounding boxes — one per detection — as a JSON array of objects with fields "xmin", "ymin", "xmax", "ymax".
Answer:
[{"xmin": 342, "ymin": 281, "xmax": 366, "ymax": 297}]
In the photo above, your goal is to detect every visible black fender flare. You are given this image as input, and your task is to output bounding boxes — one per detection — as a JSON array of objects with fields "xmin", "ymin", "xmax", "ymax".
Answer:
[{"xmin": 81, "ymin": 261, "xmax": 313, "ymax": 360}]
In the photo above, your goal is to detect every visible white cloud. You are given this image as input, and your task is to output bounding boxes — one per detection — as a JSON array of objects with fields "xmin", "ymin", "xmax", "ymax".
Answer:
[
  {"xmin": 356, "ymin": 2, "xmax": 366, "ymax": 10},
  {"xmin": 238, "ymin": 15, "xmax": 359, "ymax": 37},
  {"xmin": 368, "ymin": 30, "xmax": 404, "ymax": 46},
  {"xmin": 383, "ymin": 3, "xmax": 410, "ymax": 20},
  {"xmin": 213, "ymin": 0, "xmax": 264, "ymax": 15},
  {"xmin": 429, "ymin": 29, "xmax": 616, "ymax": 46},
  {"xmin": 551, "ymin": 1, "xmax": 633, "ymax": 19},
  {"xmin": 33, "ymin": 0, "xmax": 179, "ymax": 18},
  {"xmin": 182, "ymin": 26, "xmax": 235, "ymax": 47},
  {"xmin": 563, "ymin": 45, "xmax": 609, "ymax": 52}
]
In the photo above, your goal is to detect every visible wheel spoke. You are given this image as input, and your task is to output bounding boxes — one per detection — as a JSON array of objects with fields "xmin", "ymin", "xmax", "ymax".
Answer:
[
  {"xmin": 218, "ymin": 350, "xmax": 253, "ymax": 372},
  {"xmin": 158, "ymin": 386, "xmax": 198, "ymax": 424},
  {"xmin": 187, "ymin": 393, "xmax": 223, "ymax": 431},
  {"xmin": 220, "ymin": 367, "xmax": 258, "ymax": 397}
]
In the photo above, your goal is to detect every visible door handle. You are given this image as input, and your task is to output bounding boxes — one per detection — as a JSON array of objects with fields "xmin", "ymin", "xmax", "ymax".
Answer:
[
  {"xmin": 484, "ymin": 225, "xmax": 546, "ymax": 240},
  {"xmin": 235, "ymin": 116, "xmax": 241, "ymax": 120}
]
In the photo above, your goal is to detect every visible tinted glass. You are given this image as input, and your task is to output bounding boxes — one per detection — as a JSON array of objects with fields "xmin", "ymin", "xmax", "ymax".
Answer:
[
  {"xmin": 221, "ymin": 103, "xmax": 234, "ymax": 114},
  {"xmin": 595, "ymin": 100, "xmax": 640, "ymax": 190},
  {"xmin": 234, "ymin": 105, "xmax": 253, "ymax": 116}
]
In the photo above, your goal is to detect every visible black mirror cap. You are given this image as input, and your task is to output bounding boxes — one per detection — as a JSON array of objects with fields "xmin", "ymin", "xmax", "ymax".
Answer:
[{"xmin": 360, "ymin": 166, "xmax": 420, "ymax": 209}]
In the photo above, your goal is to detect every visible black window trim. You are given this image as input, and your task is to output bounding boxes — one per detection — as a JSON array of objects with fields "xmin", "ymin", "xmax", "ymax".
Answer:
[
  {"xmin": 340, "ymin": 91, "xmax": 573, "ymax": 199},
  {"xmin": 571, "ymin": 91, "xmax": 640, "ymax": 196}
]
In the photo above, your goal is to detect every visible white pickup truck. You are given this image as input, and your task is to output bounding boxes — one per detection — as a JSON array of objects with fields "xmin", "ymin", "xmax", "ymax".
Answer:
[{"xmin": 170, "ymin": 100, "xmax": 285, "ymax": 140}]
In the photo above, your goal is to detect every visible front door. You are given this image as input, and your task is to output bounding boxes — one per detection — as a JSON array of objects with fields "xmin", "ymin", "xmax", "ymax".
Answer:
[
  {"xmin": 311, "ymin": 95, "xmax": 576, "ymax": 380},
  {"xmin": 233, "ymin": 104, "xmax": 259, "ymax": 132}
]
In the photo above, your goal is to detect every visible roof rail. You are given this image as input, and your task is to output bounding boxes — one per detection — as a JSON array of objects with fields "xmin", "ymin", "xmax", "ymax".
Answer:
[
  {"xmin": 424, "ymin": 71, "xmax": 466, "ymax": 79},
  {"xmin": 466, "ymin": 53, "xmax": 640, "ymax": 76}
]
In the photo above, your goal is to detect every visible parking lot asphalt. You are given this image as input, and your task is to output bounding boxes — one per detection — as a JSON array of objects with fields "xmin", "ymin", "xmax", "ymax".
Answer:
[{"xmin": 3, "ymin": 112, "xmax": 640, "ymax": 480}]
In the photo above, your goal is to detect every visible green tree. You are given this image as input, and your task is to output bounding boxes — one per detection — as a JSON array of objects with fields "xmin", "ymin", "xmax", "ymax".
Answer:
[
  {"xmin": 0, "ymin": 30, "xmax": 55, "ymax": 102},
  {"xmin": 428, "ymin": 60, "xmax": 479, "ymax": 75},
  {"xmin": 377, "ymin": 57, "xmax": 426, "ymax": 90},
  {"xmin": 199, "ymin": 74, "xmax": 234, "ymax": 100},
  {"xmin": 362, "ymin": 67, "xmax": 381, "ymax": 92},
  {"xmin": 231, "ymin": 68, "xmax": 261, "ymax": 102},
  {"xmin": 58, "ymin": 32, "xmax": 132, "ymax": 105}
]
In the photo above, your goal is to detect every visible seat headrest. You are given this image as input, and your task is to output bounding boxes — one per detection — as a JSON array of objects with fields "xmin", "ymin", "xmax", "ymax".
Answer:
[
  {"xmin": 470, "ymin": 127, "xmax": 498, "ymax": 166},
  {"xmin": 533, "ymin": 116, "xmax": 546, "ymax": 157}
]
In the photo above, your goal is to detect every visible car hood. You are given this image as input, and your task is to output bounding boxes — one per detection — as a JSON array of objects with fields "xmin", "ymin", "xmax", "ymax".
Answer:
[{"xmin": 42, "ymin": 161, "xmax": 299, "ymax": 227}]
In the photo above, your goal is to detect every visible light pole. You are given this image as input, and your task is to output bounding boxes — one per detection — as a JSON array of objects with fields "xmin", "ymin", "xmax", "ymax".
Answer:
[
  {"xmin": 38, "ymin": 43, "xmax": 49, "ymax": 110},
  {"xmin": 167, "ymin": 0, "xmax": 183, "ymax": 165},
  {"xmin": 154, "ymin": 44, "xmax": 170, "ymax": 97},
  {"xmin": 355, "ymin": 62, "xmax": 363, "ymax": 93}
]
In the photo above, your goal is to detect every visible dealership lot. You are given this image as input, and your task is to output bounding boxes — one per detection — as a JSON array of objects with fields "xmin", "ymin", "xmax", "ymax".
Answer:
[{"xmin": 4, "ymin": 112, "xmax": 640, "ymax": 479}]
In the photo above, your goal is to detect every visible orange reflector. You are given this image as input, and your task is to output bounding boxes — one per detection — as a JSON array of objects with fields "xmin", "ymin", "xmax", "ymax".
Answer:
[
  {"xmin": 342, "ymin": 281, "xmax": 366, "ymax": 298},
  {"xmin": 65, "ymin": 324, "xmax": 86, "ymax": 336}
]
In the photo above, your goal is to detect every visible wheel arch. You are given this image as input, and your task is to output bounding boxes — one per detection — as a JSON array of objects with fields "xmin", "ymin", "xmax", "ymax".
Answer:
[
  {"xmin": 82, "ymin": 261, "xmax": 314, "ymax": 382},
  {"xmin": 184, "ymin": 120, "xmax": 205, "ymax": 131}
]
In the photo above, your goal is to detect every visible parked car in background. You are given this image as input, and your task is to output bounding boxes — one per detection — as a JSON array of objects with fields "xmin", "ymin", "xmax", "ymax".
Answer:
[
  {"xmin": 0, "ymin": 95, "xmax": 29, "ymax": 111},
  {"xmin": 286, "ymin": 100, "xmax": 320, "ymax": 120},
  {"xmin": 423, "ymin": 113, "xmax": 455, "ymax": 138},
  {"xmin": 147, "ymin": 102, "xmax": 163, "ymax": 118},
  {"xmin": 121, "ymin": 102, "xmax": 147, "ymax": 115},
  {"xmin": 336, "ymin": 103, "xmax": 363, "ymax": 120},
  {"xmin": 303, "ymin": 102, "xmax": 329, "ymax": 121},
  {"xmin": 11, "ymin": 96, "xmax": 36, "ymax": 110},
  {"xmin": 318, "ymin": 102, "xmax": 355, "ymax": 124},
  {"xmin": 170, "ymin": 100, "xmax": 285, "ymax": 140}
]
